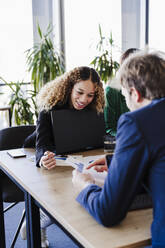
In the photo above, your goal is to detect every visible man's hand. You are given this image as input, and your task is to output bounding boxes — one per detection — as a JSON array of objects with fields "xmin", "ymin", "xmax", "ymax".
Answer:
[
  {"xmin": 86, "ymin": 157, "xmax": 108, "ymax": 172},
  {"xmin": 72, "ymin": 170, "xmax": 95, "ymax": 194},
  {"xmin": 40, "ymin": 151, "xmax": 56, "ymax": 170}
]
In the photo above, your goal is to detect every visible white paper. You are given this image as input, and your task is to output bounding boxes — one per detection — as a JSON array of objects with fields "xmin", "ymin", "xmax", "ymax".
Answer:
[{"xmin": 65, "ymin": 155, "xmax": 107, "ymax": 187}]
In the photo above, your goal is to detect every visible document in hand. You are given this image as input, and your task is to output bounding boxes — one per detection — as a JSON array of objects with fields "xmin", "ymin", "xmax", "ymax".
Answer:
[{"xmin": 65, "ymin": 155, "xmax": 107, "ymax": 187}]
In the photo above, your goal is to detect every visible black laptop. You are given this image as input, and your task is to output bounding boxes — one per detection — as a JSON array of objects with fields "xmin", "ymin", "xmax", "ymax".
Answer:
[{"xmin": 51, "ymin": 109, "xmax": 105, "ymax": 155}]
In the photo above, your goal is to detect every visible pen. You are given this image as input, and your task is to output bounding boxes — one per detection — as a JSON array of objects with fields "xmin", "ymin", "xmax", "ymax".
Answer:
[{"xmin": 55, "ymin": 155, "xmax": 68, "ymax": 160}]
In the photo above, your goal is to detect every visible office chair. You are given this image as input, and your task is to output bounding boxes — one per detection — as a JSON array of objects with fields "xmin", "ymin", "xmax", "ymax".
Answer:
[{"xmin": 0, "ymin": 125, "xmax": 36, "ymax": 247}]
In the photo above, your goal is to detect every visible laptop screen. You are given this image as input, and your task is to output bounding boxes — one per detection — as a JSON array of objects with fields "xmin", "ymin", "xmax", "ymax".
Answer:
[{"xmin": 51, "ymin": 109, "xmax": 105, "ymax": 155}]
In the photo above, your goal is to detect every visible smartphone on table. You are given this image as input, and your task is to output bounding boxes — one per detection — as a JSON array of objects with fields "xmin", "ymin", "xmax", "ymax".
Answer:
[{"xmin": 7, "ymin": 149, "xmax": 26, "ymax": 158}]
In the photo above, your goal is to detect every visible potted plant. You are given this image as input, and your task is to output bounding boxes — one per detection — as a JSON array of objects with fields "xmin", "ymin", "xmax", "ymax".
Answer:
[
  {"xmin": 0, "ymin": 77, "xmax": 36, "ymax": 125},
  {"xmin": 0, "ymin": 24, "xmax": 65, "ymax": 126},
  {"xmin": 26, "ymin": 23, "xmax": 65, "ymax": 93},
  {"xmin": 90, "ymin": 25, "xmax": 120, "ymax": 83}
]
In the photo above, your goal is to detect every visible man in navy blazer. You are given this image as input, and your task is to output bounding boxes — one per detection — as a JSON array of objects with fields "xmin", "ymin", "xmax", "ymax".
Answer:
[{"xmin": 72, "ymin": 51, "xmax": 165, "ymax": 247}]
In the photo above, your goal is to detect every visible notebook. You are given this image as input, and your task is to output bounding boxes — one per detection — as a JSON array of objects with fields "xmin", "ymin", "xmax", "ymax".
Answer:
[{"xmin": 51, "ymin": 109, "xmax": 105, "ymax": 155}]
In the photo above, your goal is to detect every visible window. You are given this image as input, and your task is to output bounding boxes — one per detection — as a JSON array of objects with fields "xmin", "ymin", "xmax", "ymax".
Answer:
[
  {"xmin": 64, "ymin": 0, "xmax": 121, "ymax": 70},
  {"xmin": 149, "ymin": 0, "xmax": 165, "ymax": 52},
  {"xmin": 0, "ymin": 0, "xmax": 33, "ymax": 128},
  {"xmin": 0, "ymin": 0, "xmax": 33, "ymax": 82}
]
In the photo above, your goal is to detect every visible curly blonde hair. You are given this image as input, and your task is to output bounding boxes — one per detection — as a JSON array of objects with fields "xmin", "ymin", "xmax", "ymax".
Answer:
[{"xmin": 37, "ymin": 66, "xmax": 105, "ymax": 113}]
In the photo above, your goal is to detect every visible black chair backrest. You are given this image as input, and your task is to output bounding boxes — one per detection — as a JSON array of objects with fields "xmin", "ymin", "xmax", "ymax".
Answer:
[
  {"xmin": 0, "ymin": 125, "xmax": 36, "ymax": 202},
  {"xmin": 0, "ymin": 125, "xmax": 36, "ymax": 151}
]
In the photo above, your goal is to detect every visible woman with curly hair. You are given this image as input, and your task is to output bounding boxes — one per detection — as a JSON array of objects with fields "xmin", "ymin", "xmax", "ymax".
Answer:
[
  {"xmin": 36, "ymin": 66, "xmax": 104, "ymax": 169},
  {"xmin": 24, "ymin": 66, "xmax": 104, "ymax": 170}
]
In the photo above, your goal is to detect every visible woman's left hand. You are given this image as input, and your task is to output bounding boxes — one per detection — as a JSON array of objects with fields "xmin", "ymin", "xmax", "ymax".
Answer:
[{"xmin": 72, "ymin": 169, "xmax": 95, "ymax": 194}]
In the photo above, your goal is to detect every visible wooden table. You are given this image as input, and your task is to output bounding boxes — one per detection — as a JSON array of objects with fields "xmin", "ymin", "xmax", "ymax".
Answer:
[{"xmin": 0, "ymin": 148, "xmax": 152, "ymax": 248}]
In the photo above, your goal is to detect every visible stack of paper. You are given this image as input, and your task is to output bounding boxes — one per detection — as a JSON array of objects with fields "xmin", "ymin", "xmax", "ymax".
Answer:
[{"xmin": 65, "ymin": 155, "xmax": 107, "ymax": 187}]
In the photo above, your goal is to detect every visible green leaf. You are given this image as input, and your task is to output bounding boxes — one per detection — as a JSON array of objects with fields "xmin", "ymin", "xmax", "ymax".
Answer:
[
  {"xmin": 26, "ymin": 23, "xmax": 65, "ymax": 92},
  {"xmin": 90, "ymin": 24, "xmax": 120, "ymax": 83},
  {"xmin": 37, "ymin": 23, "xmax": 42, "ymax": 39}
]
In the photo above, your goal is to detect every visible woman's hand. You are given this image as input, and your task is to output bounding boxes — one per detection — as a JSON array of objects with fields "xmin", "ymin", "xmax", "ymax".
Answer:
[
  {"xmin": 40, "ymin": 151, "xmax": 56, "ymax": 170},
  {"xmin": 86, "ymin": 157, "xmax": 108, "ymax": 172},
  {"xmin": 72, "ymin": 170, "xmax": 95, "ymax": 194}
]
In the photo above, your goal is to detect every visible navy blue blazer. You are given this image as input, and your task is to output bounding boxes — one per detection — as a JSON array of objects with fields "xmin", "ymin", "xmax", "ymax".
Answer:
[{"xmin": 77, "ymin": 97, "xmax": 165, "ymax": 247}]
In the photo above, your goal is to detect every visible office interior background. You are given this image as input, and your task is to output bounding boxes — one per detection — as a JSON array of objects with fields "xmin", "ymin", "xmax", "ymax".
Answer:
[{"xmin": 0, "ymin": 0, "xmax": 162, "ymax": 129}]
